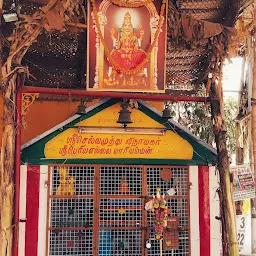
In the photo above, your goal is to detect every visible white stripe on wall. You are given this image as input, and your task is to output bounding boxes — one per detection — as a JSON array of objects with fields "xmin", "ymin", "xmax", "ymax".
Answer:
[
  {"xmin": 209, "ymin": 166, "xmax": 222, "ymax": 256},
  {"xmin": 37, "ymin": 166, "xmax": 48, "ymax": 256},
  {"xmin": 189, "ymin": 166, "xmax": 200, "ymax": 256},
  {"xmin": 18, "ymin": 165, "xmax": 28, "ymax": 256}
]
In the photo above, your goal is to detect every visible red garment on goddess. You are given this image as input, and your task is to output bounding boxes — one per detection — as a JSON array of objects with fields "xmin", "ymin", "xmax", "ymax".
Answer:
[{"xmin": 110, "ymin": 12, "xmax": 146, "ymax": 71}]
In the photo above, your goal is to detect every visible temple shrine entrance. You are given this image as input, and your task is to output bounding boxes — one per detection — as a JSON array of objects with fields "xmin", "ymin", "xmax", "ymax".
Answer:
[{"xmin": 47, "ymin": 165, "xmax": 190, "ymax": 256}]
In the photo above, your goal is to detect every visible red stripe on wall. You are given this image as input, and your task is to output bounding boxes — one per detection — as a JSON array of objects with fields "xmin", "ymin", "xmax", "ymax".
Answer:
[
  {"xmin": 25, "ymin": 165, "xmax": 40, "ymax": 256},
  {"xmin": 198, "ymin": 166, "xmax": 210, "ymax": 256}
]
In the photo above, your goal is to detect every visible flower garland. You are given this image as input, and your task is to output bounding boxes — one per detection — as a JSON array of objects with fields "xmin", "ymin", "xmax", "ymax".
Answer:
[
  {"xmin": 108, "ymin": 0, "xmax": 153, "ymax": 8},
  {"xmin": 151, "ymin": 188, "xmax": 168, "ymax": 240},
  {"xmin": 90, "ymin": 0, "xmax": 166, "ymax": 75}
]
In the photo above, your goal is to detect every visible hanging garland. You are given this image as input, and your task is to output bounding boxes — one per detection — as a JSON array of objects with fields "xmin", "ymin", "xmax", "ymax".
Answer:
[
  {"xmin": 145, "ymin": 188, "xmax": 169, "ymax": 240},
  {"xmin": 90, "ymin": 0, "xmax": 167, "ymax": 75},
  {"xmin": 108, "ymin": 0, "xmax": 153, "ymax": 8},
  {"xmin": 151, "ymin": 188, "xmax": 168, "ymax": 240}
]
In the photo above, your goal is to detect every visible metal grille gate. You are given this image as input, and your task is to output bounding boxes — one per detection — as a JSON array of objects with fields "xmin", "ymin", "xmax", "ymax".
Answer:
[{"xmin": 47, "ymin": 165, "xmax": 189, "ymax": 256}]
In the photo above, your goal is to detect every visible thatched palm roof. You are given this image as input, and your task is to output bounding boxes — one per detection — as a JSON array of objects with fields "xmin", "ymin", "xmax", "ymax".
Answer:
[{"xmin": 1, "ymin": 0, "xmax": 252, "ymax": 97}]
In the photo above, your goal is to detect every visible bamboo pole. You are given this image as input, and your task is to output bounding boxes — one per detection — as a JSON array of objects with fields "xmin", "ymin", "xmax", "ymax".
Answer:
[
  {"xmin": 252, "ymin": 5, "xmax": 256, "ymax": 196},
  {"xmin": 0, "ymin": 77, "xmax": 16, "ymax": 256},
  {"xmin": 236, "ymin": 57, "xmax": 246, "ymax": 166},
  {"xmin": 0, "ymin": 1, "xmax": 15, "ymax": 255},
  {"xmin": 210, "ymin": 65, "xmax": 239, "ymax": 255},
  {"xmin": 159, "ymin": 239, "xmax": 163, "ymax": 256},
  {"xmin": 251, "ymin": 6, "xmax": 256, "ymax": 253}
]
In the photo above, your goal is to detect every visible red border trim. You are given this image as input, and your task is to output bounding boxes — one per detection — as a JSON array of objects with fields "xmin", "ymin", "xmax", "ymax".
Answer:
[
  {"xmin": 25, "ymin": 165, "xmax": 40, "ymax": 256},
  {"xmin": 198, "ymin": 166, "xmax": 210, "ymax": 256},
  {"xmin": 21, "ymin": 86, "xmax": 212, "ymax": 102}
]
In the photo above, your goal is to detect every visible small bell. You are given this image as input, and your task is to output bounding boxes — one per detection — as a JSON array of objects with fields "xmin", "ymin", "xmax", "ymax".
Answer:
[
  {"xmin": 76, "ymin": 101, "xmax": 86, "ymax": 115},
  {"xmin": 162, "ymin": 104, "xmax": 172, "ymax": 119},
  {"xmin": 117, "ymin": 101, "xmax": 133, "ymax": 128}
]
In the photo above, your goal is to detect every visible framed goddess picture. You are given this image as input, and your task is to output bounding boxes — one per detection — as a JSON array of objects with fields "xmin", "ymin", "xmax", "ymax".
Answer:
[{"xmin": 87, "ymin": 0, "xmax": 167, "ymax": 93}]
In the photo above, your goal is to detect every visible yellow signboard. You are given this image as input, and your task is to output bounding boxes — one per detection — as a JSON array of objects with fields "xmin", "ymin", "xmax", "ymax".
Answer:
[{"xmin": 44, "ymin": 129, "xmax": 193, "ymax": 160}]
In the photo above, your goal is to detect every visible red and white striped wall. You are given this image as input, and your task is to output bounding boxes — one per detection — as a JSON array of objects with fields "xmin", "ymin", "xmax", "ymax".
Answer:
[
  {"xmin": 18, "ymin": 165, "xmax": 48, "ymax": 256},
  {"xmin": 18, "ymin": 165, "xmax": 222, "ymax": 256},
  {"xmin": 189, "ymin": 166, "xmax": 222, "ymax": 256}
]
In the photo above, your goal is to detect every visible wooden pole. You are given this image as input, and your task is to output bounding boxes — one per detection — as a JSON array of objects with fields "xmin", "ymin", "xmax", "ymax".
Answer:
[
  {"xmin": 0, "ymin": 75, "xmax": 16, "ymax": 256},
  {"xmin": 0, "ymin": 2, "xmax": 15, "ymax": 255},
  {"xmin": 236, "ymin": 57, "xmax": 246, "ymax": 165},
  {"xmin": 159, "ymin": 239, "xmax": 163, "ymax": 256},
  {"xmin": 251, "ymin": 6, "xmax": 256, "ymax": 253},
  {"xmin": 252, "ymin": 6, "xmax": 256, "ymax": 196},
  {"xmin": 210, "ymin": 65, "xmax": 239, "ymax": 255}
]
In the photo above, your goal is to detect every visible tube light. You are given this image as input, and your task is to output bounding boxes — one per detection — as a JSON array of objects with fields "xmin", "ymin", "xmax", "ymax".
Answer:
[
  {"xmin": 3, "ymin": 11, "xmax": 19, "ymax": 22},
  {"xmin": 77, "ymin": 126, "xmax": 166, "ymax": 135}
]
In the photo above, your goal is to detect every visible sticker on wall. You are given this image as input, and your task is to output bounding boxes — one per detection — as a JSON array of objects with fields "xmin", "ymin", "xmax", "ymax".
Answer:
[{"xmin": 56, "ymin": 167, "xmax": 76, "ymax": 196}]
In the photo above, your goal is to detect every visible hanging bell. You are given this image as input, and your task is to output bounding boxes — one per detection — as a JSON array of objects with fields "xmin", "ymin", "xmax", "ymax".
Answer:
[
  {"xmin": 76, "ymin": 101, "xmax": 86, "ymax": 115},
  {"xmin": 117, "ymin": 101, "xmax": 133, "ymax": 128},
  {"xmin": 162, "ymin": 105, "xmax": 172, "ymax": 119}
]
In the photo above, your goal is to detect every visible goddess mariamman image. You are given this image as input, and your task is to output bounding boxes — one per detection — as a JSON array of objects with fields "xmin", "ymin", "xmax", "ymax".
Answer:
[
  {"xmin": 110, "ymin": 12, "xmax": 146, "ymax": 70},
  {"xmin": 88, "ymin": 0, "xmax": 167, "ymax": 92},
  {"xmin": 104, "ymin": 11, "xmax": 148, "ymax": 87}
]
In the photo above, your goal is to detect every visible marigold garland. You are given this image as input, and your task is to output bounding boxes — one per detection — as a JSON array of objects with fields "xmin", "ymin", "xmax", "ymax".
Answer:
[
  {"xmin": 90, "ymin": 0, "xmax": 166, "ymax": 75},
  {"xmin": 109, "ymin": 0, "xmax": 153, "ymax": 8}
]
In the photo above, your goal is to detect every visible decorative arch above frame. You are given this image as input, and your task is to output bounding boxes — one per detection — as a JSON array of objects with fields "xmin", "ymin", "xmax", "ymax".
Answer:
[{"xmin": 87, "ymin": 0, "xmax": 167, "ymax": 93}]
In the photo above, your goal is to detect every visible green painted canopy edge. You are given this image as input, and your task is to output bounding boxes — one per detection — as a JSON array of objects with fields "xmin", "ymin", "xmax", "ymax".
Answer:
[{"xmin": 21, "ymin": 98, "xmax": 217, "ymax": 166}]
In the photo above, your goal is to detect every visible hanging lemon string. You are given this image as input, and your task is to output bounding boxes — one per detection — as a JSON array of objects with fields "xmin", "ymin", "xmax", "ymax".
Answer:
[{"xmin": 90, "ymin": 0, "xmax": 167, "ymax": 75}]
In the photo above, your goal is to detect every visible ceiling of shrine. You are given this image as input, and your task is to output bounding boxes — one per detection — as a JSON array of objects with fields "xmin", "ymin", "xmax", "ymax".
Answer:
[{"xmin": 1, "ymin": 0, "xmax": 252, "ymax": 97}]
